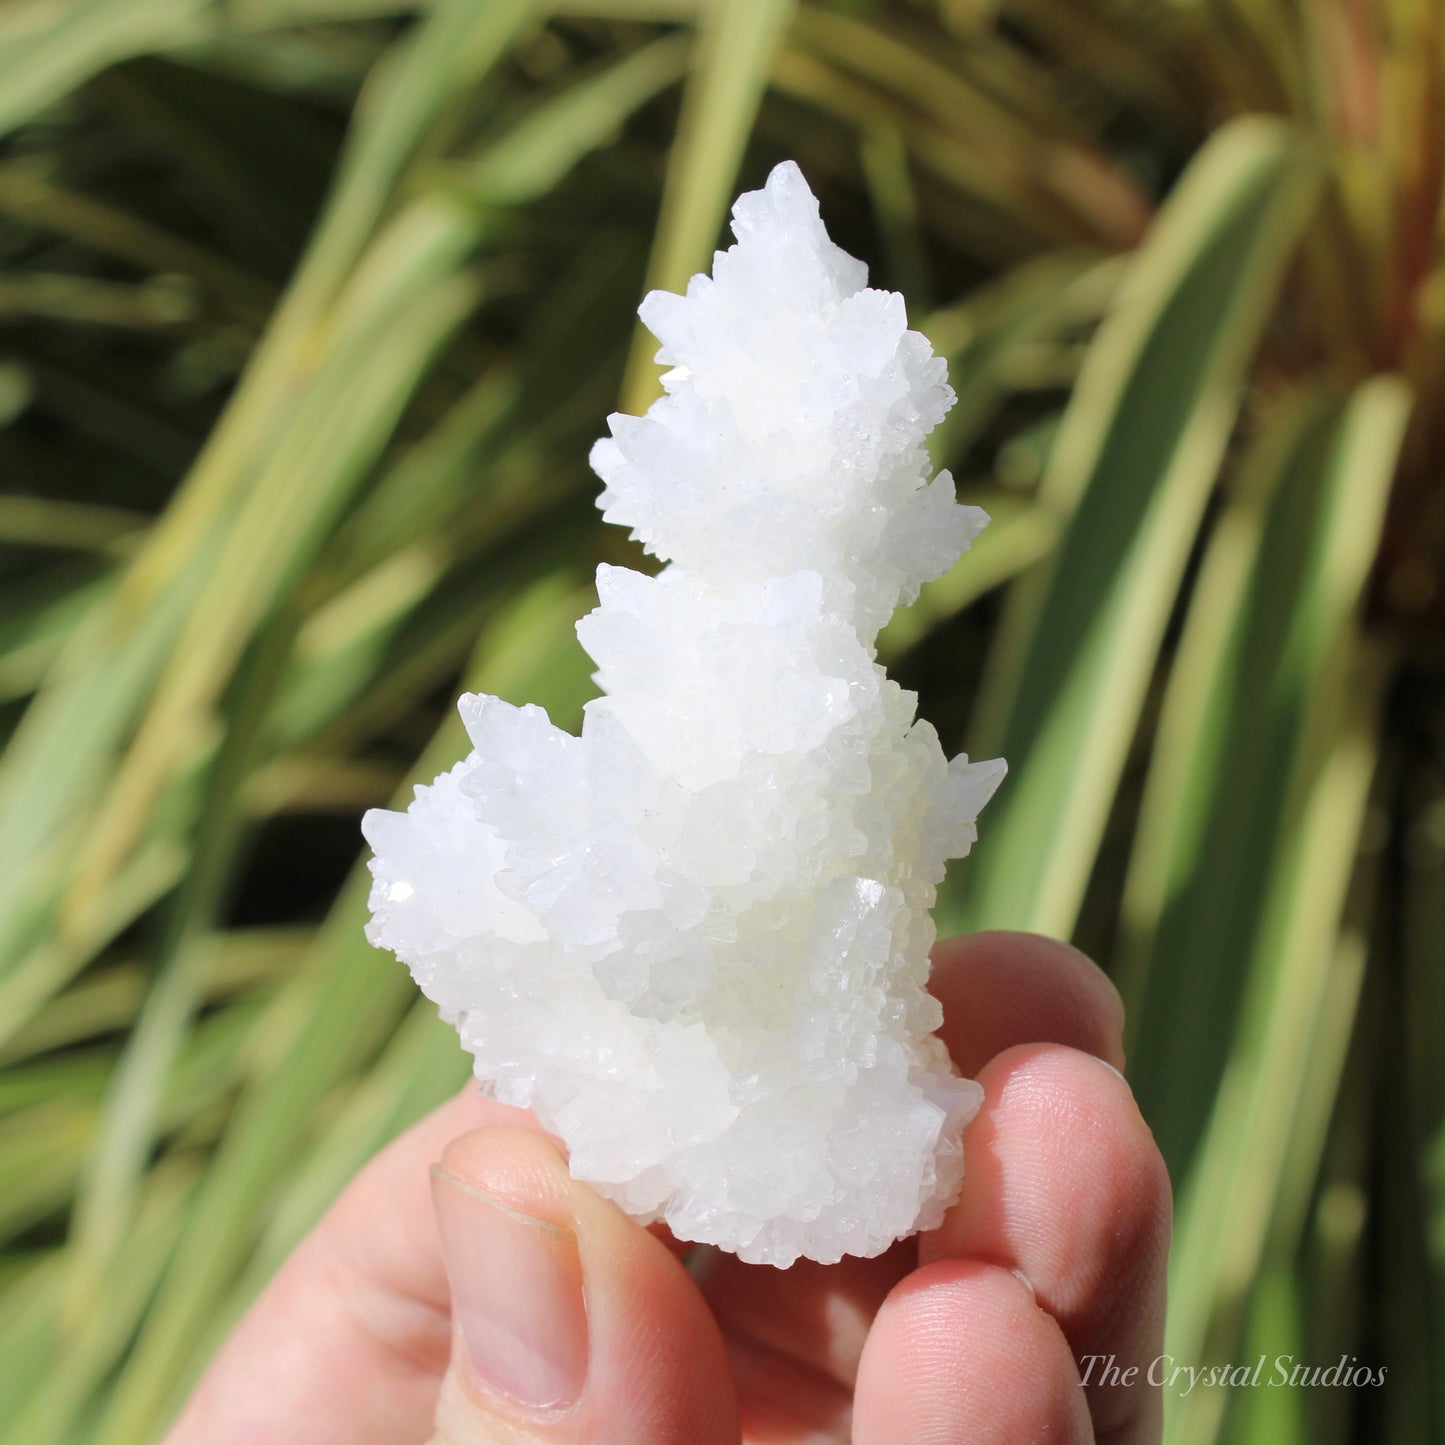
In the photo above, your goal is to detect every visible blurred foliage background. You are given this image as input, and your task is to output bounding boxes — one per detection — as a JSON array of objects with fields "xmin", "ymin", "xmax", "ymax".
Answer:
[{"xmin": 0, "ymin": 1, "xmax": 1441, "ymax": 1441}]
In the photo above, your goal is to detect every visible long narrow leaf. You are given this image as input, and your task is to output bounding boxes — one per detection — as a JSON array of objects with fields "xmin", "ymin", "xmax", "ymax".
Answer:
[
  {"xmin": 1142, "ymin": 377, "xmax": 1412, "ymax": 1444},
  {"xmin": 949, "ymin": 118, "xmax": 1319, "ymax": 936}
]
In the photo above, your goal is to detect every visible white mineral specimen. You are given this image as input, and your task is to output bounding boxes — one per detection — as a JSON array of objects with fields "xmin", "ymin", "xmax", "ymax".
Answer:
[{"xmin": 363, "ymin": 161, "xmax": 1006, "ymax": 1267}]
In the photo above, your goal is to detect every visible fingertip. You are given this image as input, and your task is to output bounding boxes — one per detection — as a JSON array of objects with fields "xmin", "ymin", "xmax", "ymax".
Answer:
[
  {"xmin": 435, "ymin": 1124, "xmax": 574, "ymax": 1227},
  {"xmin": 929, "ymin": 1041, "xmax": 1172, "ymax": 1286},
  {"xmin": 854, "ymin": 1258, "xmax": 1093, "ymax": 1445},
  {"xmin": 924, "ymin": 1043, "xmax": 1172, "ymax": 1443},
  {"xmin": 931, "ymin": 931, "xmax": 1126, "ymax": 1075}
]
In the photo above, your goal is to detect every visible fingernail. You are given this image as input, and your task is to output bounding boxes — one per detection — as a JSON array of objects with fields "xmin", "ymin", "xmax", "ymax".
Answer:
[{"xmin": 430, "ymin": 1165, "xmax": 588, "ymax": 1411}]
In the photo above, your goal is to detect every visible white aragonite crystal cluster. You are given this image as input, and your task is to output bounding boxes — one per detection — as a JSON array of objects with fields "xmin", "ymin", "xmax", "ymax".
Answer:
[{"xmin": 363, "ymin": 161, "xmax": 1006, "ymax": 1267}]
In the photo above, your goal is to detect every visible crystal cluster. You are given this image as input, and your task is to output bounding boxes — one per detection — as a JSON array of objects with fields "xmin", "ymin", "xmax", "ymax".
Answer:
[{"xmin": 363, "ymin": 162, "xmax": 1005, "ymax": 1266}]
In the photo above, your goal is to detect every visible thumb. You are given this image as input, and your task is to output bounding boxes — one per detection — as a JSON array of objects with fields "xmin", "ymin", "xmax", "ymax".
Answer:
[{"xmin": 427, "ymin": 1125, "xmax": 739, "ymax": 1445}]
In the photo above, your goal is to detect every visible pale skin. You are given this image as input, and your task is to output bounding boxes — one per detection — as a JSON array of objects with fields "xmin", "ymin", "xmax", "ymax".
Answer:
[{"xmin": 166, "ymin": 932, "xmax": 1172, "ymax": 1444}]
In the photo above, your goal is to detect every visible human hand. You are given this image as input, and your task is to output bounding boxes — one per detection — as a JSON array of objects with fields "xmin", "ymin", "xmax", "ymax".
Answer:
[{"xmin": 164, "ymin": 932, "xmax": 1170, "ymax": 1444}]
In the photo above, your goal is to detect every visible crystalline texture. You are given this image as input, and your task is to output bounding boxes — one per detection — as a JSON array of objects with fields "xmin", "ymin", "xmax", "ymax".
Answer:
[{"xmin": 363, "ymin": 161, "xmax": 1006, "ymax": 1267}]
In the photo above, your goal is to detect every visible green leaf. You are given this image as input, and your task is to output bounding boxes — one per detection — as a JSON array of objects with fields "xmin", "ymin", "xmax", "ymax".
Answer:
[
  {"xmin": 947, "ymin": 117, "xmax": 1321, "ymax": 937},
  {"xmin": 1125, "ymin": 378, "xmax": 1410, "ymax": 1175},
  {"xmin": 460, "ymin": 34, "xmax": 689, "ymax": 208},
  {"xmin": 2, "ymin": 1158, "xmax": 199, "ymax": 1445},
  {"xmin": 0, "ymin": 0, "xmax": 542, "ymax": 980},
  {"xmin": 0, "ymin": 0, "xmax": 212, "ymax": 139},
  {"xmin": 1121, "ymin": 376, "xmax": 1412, "ymax": 1444}
]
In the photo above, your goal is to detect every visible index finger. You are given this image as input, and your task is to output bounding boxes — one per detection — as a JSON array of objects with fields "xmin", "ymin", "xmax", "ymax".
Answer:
[
  {"xmin": 850, "ymin": 935, "xmax": 1167, "ymax": 1444},
  {"xmin": 916, "ymin": 1042, "xmax": 1172, "ymax": 1444}
]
